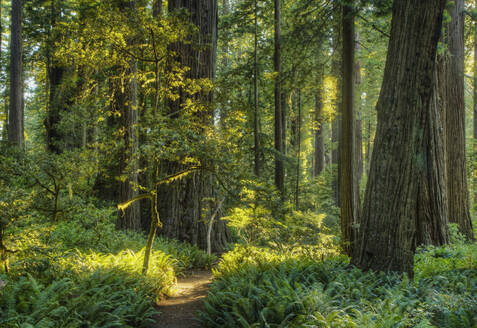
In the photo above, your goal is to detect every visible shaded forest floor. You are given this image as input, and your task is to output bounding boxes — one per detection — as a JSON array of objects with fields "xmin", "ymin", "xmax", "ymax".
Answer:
[{"xmin": 155, "ymin": 270, "xmax": 213, "ymax": 328}]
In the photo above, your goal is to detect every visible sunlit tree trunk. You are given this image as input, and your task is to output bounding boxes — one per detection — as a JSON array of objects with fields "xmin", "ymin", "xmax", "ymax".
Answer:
[
  {"xmin": 274, "ymin": 0, "xmax": 284, "ymax": 194},
  {"xmin": 314, "ymin": 74, "xmax": 325, "ymax": 177},
  {"xmin": 331, "ymin": 9, "xmax": 341, "ymax": 206},
  {"xmin": 117, "ymin": 0, "xmax": 141, "ymax": 231},
  {"xmin": 353, "ymin": 0, "xmax": 448, "ymax": 276},
  {"xmin": 294, "ymin": 90, "xmax": 302, "ymax": 209},
  {"xmin": 8, "ymin": 0, "xmax": 24, "ymax": 148}
]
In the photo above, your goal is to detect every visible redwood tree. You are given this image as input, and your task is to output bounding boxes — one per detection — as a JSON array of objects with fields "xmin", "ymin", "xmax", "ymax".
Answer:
[
  {"xmin": 340, "ymin": 0, "xmax": 358, "ymax": 256},
  {"xmin": 8, "ymin": 0, "xmax": 24, "ymax": 148},
  {"xmin": 352, "ymin": 0, "xmax": 449, "ymax": 276},
  {"xmin": 443, "ymin": 0, "xmax": 474, "ymax": 240},
  {"xmin": 274, "ymin": 0, "xmax": 284, "ymax": 194},
  {"xmin": 159, "ymin": 0, "xmax": 229, "ymax": 252}
]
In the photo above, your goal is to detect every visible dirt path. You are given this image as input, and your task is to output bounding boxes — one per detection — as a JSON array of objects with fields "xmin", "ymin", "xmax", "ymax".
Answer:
[{"xmin": 154, "ymin": 270, "xmax": 213, "ymax": 328}]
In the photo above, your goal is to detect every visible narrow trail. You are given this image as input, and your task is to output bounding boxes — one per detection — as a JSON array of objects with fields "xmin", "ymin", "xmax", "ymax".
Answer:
[{"xmin": 154, "ymin": 270, "xmax": 213, "ymax": 328}]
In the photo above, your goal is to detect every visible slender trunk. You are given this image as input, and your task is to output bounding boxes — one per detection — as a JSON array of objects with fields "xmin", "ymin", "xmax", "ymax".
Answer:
[
  {"xmin": 474, "ymin": 0, "xmax": 477, "ymax": 206},
  {"xmin": 474, "ymin": 6, "xmax": 477, "ymax": 141},
  {"xmin": 340, "ymin": 1, "xmax": 358, "ymax": 256},
  {"xmin": 443, "ymin": 0, "xmax": 473, "ymax": 240},
  {"xmin": 295, "ymin": 90, "xmax": 302, "ymax": 209},
  {"xmin": 331, "ymin": 10, "xmax": 342, "ymax": 205},
  {"xmin": 355, "ymin": 30, "xmax": 363, "ymax": 184},
  {"xmin": 207, "ymin": 198, "xmax": 225, "ymax": 255},
  {"xmin": 253, "ymin": 0, "xmax": 261, "ymax": 177},
  {"xmin": 314, "ymin": 77, "xmax": 325, "ymax": 177},
  {"xmin": 352, "ymin": 0, "xmax": 448, "ymax": 276},
  {"xmin": 274, "ymin": 0, "xmax": 284, "ymax": 194},
  {"xmin": 8, "ymin": 0, "xmax": 24, "ymax": 148},
  {"xmin": 143, "ymin": 194, "xmax": 160, "ymax": 275}
]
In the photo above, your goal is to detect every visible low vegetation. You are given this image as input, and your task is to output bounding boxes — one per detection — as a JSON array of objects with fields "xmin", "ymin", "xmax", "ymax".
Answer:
[
  {"xmin": 199, "ymin": 237, "xmax": 477, "ymax": 328},
  {"xmin": 0, "ymin": 201, "xmax": 215, "ymax": 327}
]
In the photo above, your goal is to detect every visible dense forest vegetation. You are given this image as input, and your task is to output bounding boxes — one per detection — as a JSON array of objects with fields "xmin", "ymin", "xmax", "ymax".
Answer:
[{"xmin": 0, "ymin": 0, "xmax": 476, "ymax": 327}]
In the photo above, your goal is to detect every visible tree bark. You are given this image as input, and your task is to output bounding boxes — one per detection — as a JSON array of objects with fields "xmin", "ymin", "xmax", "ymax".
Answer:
[
  {"xmin": 314, "ymin": 75, "xmax": 325, "ymax": 177},
  {"xmin": 295, "ymin": 89, "xmax": 302, "ymax": 209},
  {"xmin": 352, "ymin": 0, "xmax": 449, "ymax": 276},
  {"xmin": 8, "ymin": 0, "xmax": 24, "ymax": 148},
  {"xmin": 331, "ymin": 10, "xmax": 342, "ymax": 205},
  {"xmin": 355, "ymin": 30, "xmax": 363, "ymax": 183},
  {"xmin": 253, "ymin": 0, "xmax": 262, "ymax": 177},
  {"xmin": 474, "ymin": 3, "xmax": 477, "ymax": 141},
  {"xmin": 160, "ymin": 0, "xmax": 229, "ymax": 252},
  {"xmin": 443, "ymin": 0, "xmax": 474, "ymax": 240},
  {"xmin": 117, "ymin": 1, "xmax": 141, "ymax": 231},
  {"xmin": 340, "ymin": 1, "xmax": 358, "ymax": 256},
  {"xmin": 274, "ymin": 0, "xmax": 284, "ymax": 194}
]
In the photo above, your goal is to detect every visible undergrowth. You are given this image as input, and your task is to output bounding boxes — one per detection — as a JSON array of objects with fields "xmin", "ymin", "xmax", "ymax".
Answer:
[
  {"xmin": 199, "ymin": 241, "xmax": 477, "ymax": 328},
  {"xmin": 0, "ymin": 202, "xmax": 216, "ymax": 327}
]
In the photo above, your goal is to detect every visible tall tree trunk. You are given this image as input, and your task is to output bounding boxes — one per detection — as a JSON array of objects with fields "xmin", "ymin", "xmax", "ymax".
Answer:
[
  {"xmin": 314, "ymin": 75, "xmax": 325, "ymax": 177},
  {"xmin": 117, "ymin": 59, "xmax": 141, "ymax": 231},
  {"xmin": 474, "ymin": 4, "xmax": 477, "ymax": 141},
  {"xmin": 253, "ymin": 0, "xmax": 261, "ymax": 177},
  {"xmin": 355, "ymin": 30, "xmax": 363, "ymax": 183},
  {"xmin": 443, "ymin": 0, "xmax": 473, "ymax": 240},
  {"xmin": 473, "ymin": 0, "xmax": 477, "ymax": 208},
  {"xmin": 274, "ymin": 0, "xmax": 284, "ymax": 194},
  {"xmin": 8, "ymin": 0, "xmax": 24, "ymax": 148},
  {"xmin": 340, "ymin": 1, "xmax": 358, "ymax": 256},
  {"xmin": 45, "ymin": 0, "xmax": 66, "ymax": 153},
  {"xmin": 331, "ymin": 10, "xmax": 342, "ymax": 206},
  {"xmin": 352, "ymin": 0, "xmax": 448, "ymax": 276},
  {"xmin": 117, "ymin": 1, "xmax": 141, "ymax": 231},
  {"xmin": 159, "ymin": 0, "xmax": 229, "ymax": 252},
  {"xmin": 295, "ymin": 90, "xmax": 302, "ymax": 209}
]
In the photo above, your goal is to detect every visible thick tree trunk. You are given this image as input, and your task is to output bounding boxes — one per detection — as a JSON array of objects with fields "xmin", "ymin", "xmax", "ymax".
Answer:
[
  {"xmin": 352, "ymin": 0, "xmax": 449, "ymax": 276},
  {"xmin": 8, "ymin": 0, "xmax": 24, "ymax": 148},
  {"xmin": 340, "ymin": 1, "xmax": 358, "ymax": 256},
  {"xmin": 443, "ymin": 0, "xmax": 473, "ymax": 240},
  {"xmin": 160, "ymin": 0, "xmax": 229, "ymax": 252},
  {"xmin": 274, "ymin": 0, "xmax": 284, "ymax": 194}
]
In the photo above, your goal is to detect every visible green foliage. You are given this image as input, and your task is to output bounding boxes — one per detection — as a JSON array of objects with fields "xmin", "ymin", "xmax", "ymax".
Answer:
[
  {"xmin": 199, "ymin": 244, "xmax": 477, "ymax": 328},
  {"xmin": 0, "ymin": 195, "xmax": 215, "ymax": 326},
  {"xmin": 0, "ymin": 271, "xmax": 157, "ymax": 327}
]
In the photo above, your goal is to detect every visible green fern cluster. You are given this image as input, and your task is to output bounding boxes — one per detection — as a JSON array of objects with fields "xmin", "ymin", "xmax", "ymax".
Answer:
[
  {"xmin": 1, "ymin": 201, "xmax": 216, "ymax": 327},
  {"xmin": 0, "ymin": 271, "xmax": 157, "ymax": 327},
  {"xmin": 199, "ymin": 245, "xmax": 477, "ymax": 328}
]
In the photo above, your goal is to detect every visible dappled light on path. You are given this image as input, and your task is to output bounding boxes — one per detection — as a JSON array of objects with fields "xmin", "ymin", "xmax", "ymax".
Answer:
[{"xmin": 155, "ymin": 270, "xmax": 213, "ymax": 328}]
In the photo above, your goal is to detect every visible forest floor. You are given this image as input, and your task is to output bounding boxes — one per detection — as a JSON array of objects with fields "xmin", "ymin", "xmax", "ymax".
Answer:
[{"xmin": 154, "ymin": 270, "xmax": 213, "ymax": 328}]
